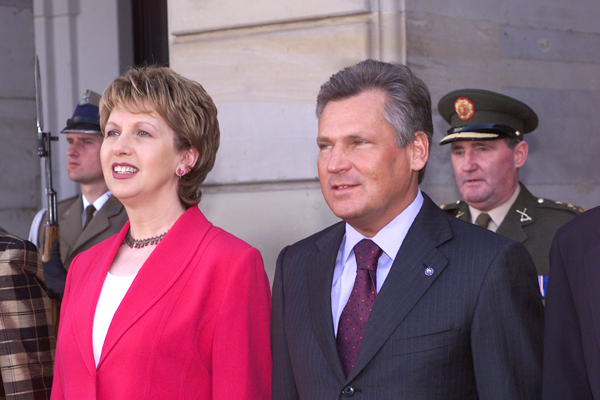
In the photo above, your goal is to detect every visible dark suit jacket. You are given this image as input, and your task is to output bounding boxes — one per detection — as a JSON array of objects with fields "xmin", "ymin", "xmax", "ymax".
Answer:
[
  {"xmin": 0, "ymin": 233, "xmax": 54, "ymax": 399},
  {"xmin": 542, "ymin": 206, "xmax": 600, "ymax": 399},
  {"xmin": 441, "ymin": 182, "xmax": 582, "ymax": 276},
  {"xmin": 37, "ymin": 194, "xmax": 128, "ymax": 269},
  {"xmin": 272, "ymin": 194, "xmax": 544, "ymax": 400}
]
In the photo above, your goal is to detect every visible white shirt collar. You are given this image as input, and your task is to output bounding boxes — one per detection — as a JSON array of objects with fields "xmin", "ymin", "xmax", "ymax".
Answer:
[
  {"xmin": 341, "ymin": 189, "xmax": 424, "ymax": 266},
  {"xmin": 82, "ymin": 191, "xmax": 112, "ymax": 213}
]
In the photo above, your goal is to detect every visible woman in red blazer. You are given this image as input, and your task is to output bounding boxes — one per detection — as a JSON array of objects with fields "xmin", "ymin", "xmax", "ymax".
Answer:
[{"xmin": 51, "ymin": 67, "xmax": 271, "ymax": 399}]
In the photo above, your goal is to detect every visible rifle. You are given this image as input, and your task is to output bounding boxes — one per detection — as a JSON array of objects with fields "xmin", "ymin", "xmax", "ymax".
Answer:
[{"xmin": 35, "ymin": 55, "xmax": 60, "ymax": 263}]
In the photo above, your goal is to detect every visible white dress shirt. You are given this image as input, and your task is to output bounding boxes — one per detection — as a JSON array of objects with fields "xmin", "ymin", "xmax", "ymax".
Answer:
[{"xmin": 331, "ymin": 190, "xmax": 424, "ymax": 336}]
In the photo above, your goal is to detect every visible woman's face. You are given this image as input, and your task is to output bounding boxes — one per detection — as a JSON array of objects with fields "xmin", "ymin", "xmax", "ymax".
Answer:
[{"xmin": 101, "ymin": 105, "xmax": 185, "ymax": 208}]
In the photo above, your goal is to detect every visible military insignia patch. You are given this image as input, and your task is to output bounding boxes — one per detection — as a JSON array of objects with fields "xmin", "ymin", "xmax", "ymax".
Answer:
[
  {"xmin": 454, "ymin": 97, "xmax": 475, "ymax": 121},
  {"xmin": 516, "ymin": 208, "xmax": 532, "ymax": 223}
]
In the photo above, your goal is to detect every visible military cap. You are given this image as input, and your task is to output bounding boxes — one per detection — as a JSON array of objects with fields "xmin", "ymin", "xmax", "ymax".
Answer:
[
  {"xmin": 438, "ymin": 89, "xmax": 538, "ymax": 145},
  {"xmin": 61, "ymin": 89, "xmax": 102, "ymax": 134}
]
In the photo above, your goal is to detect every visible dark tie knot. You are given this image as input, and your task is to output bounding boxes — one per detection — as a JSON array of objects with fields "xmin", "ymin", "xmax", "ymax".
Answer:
[
  {"xmin": 83, "ymin": 204, "xmax": 96, "ymax": 229},
  {"xmin": 354, "ymin": 239, "xmax": 383, "ymax": 272},
  {"xmin": 474, "ymin": 212, "xmax": 492, "ymax": 228}
]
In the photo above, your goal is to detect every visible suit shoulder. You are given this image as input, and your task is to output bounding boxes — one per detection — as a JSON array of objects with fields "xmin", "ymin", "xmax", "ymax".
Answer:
[
  {"xmin": 287, "ymin": 222, "xmax": 344, "ymax": 249},
  {"xmin": 445, "ymin": 212, "xmax": 518, "ymax": 253},
  {"xmin": 555, "ymin": 205, "xmax": 600, "ymax": 238},
  {"xmin": 208, "ymin": 225, "xmax": 259, "ymax": 254},
  {"xmin": 57, "ymin": 194, "xmax": 81, "ymax": 212},
  {"xmin": 278, "ymin": 222, "xmax": 345, "ymax": 264},
  {"xmin": 58, "ymin": 194, "xmax": 80, "ymax": 205}
]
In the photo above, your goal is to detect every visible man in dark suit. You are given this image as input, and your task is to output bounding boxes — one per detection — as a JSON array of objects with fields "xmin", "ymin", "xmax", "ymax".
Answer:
[
  {"xmin": 438, "ymin": 89, "xmax": 582, "ymax": 297},
  {"xmin": 30, "ymin": 90, "xmax": 128, "ymax": 300},
  {"xmin": 0, "ymin": 232, "xmax": 54, "ymax": 399},
  {"xmin": 542, "ymin": 207, "xmax": 600, "ymax": 399},
  {"xmin": 271, "ymin": 60, "xmax": 544, "ymax": 399}
]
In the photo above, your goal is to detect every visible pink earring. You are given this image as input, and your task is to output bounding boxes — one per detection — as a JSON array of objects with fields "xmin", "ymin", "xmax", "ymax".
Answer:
[{"xmin": 176, "ymin": 168, "xmax": 185, "ymax": 177}]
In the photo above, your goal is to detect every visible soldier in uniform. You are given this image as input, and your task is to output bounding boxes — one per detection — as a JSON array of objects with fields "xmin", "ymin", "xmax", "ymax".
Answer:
[
  {"xmin": 438, "ymin": 89, "xmax": 583, "ymax": 297},
  {"xmin": 30, "ymin": 90, "xmax": 128, "ymax": 301}
]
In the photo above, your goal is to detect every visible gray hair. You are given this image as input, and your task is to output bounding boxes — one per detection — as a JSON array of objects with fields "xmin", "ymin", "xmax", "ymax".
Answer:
[{"xmin": 316, "ymin": 59, "xmax": 433, "ymax": 183}]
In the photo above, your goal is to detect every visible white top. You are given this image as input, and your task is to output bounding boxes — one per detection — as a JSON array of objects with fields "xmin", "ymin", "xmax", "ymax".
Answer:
[
  {"xmin": 469, "ymin": 184, "xmax": 520, "ymax": 232},
  {"xmin": 331, "ymin": 189, "xmax": 424, "ymax": 336},
  {"xmin": 92, "ymin": 271, "xmax": 137, "ymax": 366}
]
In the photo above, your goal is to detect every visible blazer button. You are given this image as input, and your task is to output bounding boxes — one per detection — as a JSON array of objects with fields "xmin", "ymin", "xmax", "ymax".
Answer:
[{"xmin": 341, "ymin": 385, "xmax": 355, "ymax": 397}]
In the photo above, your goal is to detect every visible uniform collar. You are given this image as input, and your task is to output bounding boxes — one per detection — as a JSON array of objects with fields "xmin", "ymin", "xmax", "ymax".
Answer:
[{"xmin": 469, "ymin": 184, "xmax": 520, "ymax": 231}]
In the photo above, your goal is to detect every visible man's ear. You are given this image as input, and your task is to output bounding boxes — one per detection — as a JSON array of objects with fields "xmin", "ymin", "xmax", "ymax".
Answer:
[
  {"xmin": 514, "ymin": 140, "xmax": 528, "ymax": 168},
  {"xmin": 410, "ymin": 131, "xmax": 429, "ymax": 172}
]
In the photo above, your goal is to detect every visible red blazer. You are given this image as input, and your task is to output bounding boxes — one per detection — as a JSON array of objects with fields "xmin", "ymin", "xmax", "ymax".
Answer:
[{"xmin": 51, "ymin": 206, "xmax": 272, "ymax": 400}]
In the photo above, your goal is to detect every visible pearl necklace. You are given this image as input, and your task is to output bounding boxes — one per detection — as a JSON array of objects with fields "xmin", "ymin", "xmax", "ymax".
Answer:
[{"xmin": 124, "ymin": 230, "xmax": 168, "ymax": 249}]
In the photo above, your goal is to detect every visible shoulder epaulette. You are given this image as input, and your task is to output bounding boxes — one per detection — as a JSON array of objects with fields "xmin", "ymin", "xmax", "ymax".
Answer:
[
  {"xmin": 440, "ymin": 200, "xmax": 463, "ymax": 210},
  {"xmin": 535, "ymin": 197, "xmax": 585, "ymax": 214},
  {"xmin": 440, "ymin": 200, "xmax": 465, "ymax": 217}
]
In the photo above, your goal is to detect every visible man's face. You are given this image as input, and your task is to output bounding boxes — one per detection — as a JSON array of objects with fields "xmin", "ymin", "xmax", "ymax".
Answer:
[
  {"xmin": 66, "ymin": 132, "xmax": 105, "ymax": 185},
  {"xmin": 317, "ymin": 90, "xmax": 428, "ymax": 237},
  {"xmin": 450, "ymin": 139, "xmax": 528, "ymax": 212}
]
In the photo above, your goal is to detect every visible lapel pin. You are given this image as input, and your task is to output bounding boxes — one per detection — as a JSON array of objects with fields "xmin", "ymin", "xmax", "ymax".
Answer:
[{"xmin": 425, "ymin": 267, "xmax": 434, "ymax": 276}]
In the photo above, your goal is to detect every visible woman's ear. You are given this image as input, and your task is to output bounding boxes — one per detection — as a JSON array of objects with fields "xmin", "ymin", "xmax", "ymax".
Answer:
[{"xmin": 180, "ymin": 148, "xmax": 200, "ymax": 171}]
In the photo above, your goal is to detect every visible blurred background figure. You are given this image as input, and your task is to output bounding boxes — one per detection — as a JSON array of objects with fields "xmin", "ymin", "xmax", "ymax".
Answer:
[
  {"xmin": 0, "ymin": 232, "xmax": 54, "ymax": 399},
  {"xmin": 30, "ymin": 90, "xmax": 127, "ymax": 304},
  {"xmin": 51, "ymin": 67, "xmax": 271, "ymax": 400},
  {"xmin": 542, "ymin": 207, "xmax": 600, "ymax": 399},
  {"xmin": 438, "ymin": 89, "xmax": 583, "ymax": 298}
]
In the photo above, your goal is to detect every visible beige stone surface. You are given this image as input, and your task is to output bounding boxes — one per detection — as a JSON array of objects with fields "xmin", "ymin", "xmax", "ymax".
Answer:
[
  {"xmin": 199, "ymin": 183, "xmax": 340, "ymax": 283},
  {"xmin": 170, "ymin": 0, "xmax": 370, "ymax": 34},
  {"xmin": 171, "ymin": 15, "xmax": 376, "ymax": 183},
  {"xmin": 0, "ymin": 3, "xmax": 39, "ymax": 238}
]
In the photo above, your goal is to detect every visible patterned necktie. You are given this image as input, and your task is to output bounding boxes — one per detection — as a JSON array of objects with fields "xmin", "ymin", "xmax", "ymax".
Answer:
[
  {"xmin": 337, "ymin": 239, "xmax": 383, "ymax": 377},
  {"xmin": 475, "ymin": 212, "xmax": 492, "ymax": 229},
  {"xmin": 83, "ymin": 204, "xmax": 96, "ymax": 230}
]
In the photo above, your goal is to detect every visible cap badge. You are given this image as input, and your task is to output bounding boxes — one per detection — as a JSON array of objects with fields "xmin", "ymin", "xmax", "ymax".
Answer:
[{"xmin": 454, "ymin": 97, "xmax": 475, "ymax": 121}]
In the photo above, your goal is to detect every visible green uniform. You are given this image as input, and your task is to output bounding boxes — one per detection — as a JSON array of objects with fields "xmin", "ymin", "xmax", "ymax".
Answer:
[
  {"xmin": 37, "ymin": 194, "xmax": 128, "ymax": 270},
  {"xmin": 441, "ymin": 183, "xmax": 583, "ymax": 276}
]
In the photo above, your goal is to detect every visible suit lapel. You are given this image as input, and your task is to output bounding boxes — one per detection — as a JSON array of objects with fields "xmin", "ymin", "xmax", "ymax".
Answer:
[
  {"xmin": 97, "ymin": 207, "xmax": 212, "ymax": 367},
  {"xmin": 584, "ymin": 227, "xmax": 600, "ymax": 351},
  {"xmin": 72, "ymin": 196, "xmax": 124, "ymax": 254},
  {"xmin": 348, "ymin": 195, "xmax": 451, "ymax": 380},
  {"xmin": 307, "ymin": 222, "xmax": 347, "ymax": 381},
  {"xmin": 61, "ymin": 196, "xmax": 84, "ymax": 261},
  {"xmin": 70, "ymin": 223, "xmax": 128, "ymax": 377}
]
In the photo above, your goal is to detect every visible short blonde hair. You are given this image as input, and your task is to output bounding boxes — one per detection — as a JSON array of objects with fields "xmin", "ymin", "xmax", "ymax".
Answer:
[{"xmin": 100, "ymin": 66, "xmax": 220, "ymax": 208}]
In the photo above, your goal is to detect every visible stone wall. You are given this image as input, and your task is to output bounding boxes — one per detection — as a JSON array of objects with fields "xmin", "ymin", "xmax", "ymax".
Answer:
[
  {"xmin": 0, "ymin": 0, "xmax": 39, "ymax": 238},
  {"xmin": 3, "ymin": 0, "xmax": 595, "ymax": 278},
  {"xmin": 410, "ymin": 0, "xmax": 600, "ymax": 209},
  {"xmin": 169, "ymin": 0, "xmax": 600, "ymax": 281}
]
